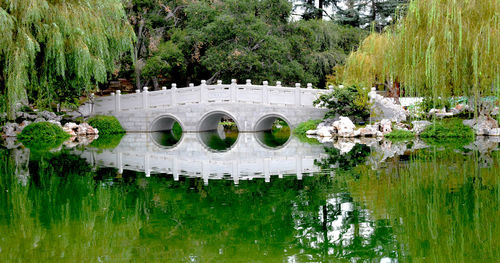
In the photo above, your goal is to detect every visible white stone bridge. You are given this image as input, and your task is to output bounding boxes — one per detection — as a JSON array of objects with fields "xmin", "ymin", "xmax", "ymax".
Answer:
[
  {"xmin": 75, "ymin": 133, "xmax": 328, "ymax": 184},
  {"xmin": 92, "ymin": 80, "xmax": 329, "ymax": 132}
]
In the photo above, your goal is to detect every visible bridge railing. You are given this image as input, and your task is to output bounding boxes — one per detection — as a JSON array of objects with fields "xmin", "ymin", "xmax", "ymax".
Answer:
[{"xmin": 93, "ymin": 79, "xmax": 329, "ymax": 114}]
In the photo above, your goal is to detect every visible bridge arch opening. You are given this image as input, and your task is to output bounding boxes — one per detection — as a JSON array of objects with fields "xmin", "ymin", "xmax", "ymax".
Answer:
[
  {"xmin": 150, "ymin": 115, "xmax": 184, "ymax": 148},
  {"xmin": 198, "ymin": 111, "xmax": 239, "ymax": 152},
  {"xmin": 254, "ymin": 114, "xmax": 291, "ymax": 149}
]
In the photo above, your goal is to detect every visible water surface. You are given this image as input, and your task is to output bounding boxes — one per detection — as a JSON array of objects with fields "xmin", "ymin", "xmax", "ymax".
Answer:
[{"xmin": 0, "ymin": 134, "xmax": 498, "ymax": 262}]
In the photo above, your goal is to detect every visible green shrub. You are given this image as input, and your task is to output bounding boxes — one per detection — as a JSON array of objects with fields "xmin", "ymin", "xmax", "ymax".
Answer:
[
  {"xmin": 420, "ymin": 118, "xmax": 474, "ymax": 148},
  {"xmin": 89, "ymin": 134, "xmax": 125, "ymax": 149},
  {"xmin": 88, "ymin": 115, "xmax": 125, "ymax": 135},
  {"xmin": 18, "ymin": 122, "xmax": 70, "ymax": 151},
  {"xmin": 385, "ymin": 129, "xmax": 415, "ymax": 139},
  {"xmin": 314, "ymin": 85, "xmax": 370, "ymax": 120},
  {"xmin": 421, "ymin": 118, "xmax": 474, "ymax": 139},
  {"xmin": 293, "ymin": 119, "xmax": 322, "ymax": 135}
]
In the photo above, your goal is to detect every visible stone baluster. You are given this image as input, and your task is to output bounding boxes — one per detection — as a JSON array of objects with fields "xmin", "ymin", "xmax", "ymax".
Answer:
[
  {"xmin": 246, "ymin": 79, "xmax": 252, "ymax": 85},
  {"xmin": 276, "ymin": 81, "xmax": 282, "ymax": 87},
  {"xmin": 307, "ymin": 83, "xmax": 313, "ymax": 89},
  {"xmin": 115, "ymin": 90, "xmax": 121, "ymax": 112},
  {"xmin": 201, "ymin": 80, "xmax": 207, "ymax": 103},
  {"xmin": 217, "ymin": 80, "xmax": 223, "ymax": 85},
  {"xmin": 189, "ymin": 83, "xmax": 194, "ymax": 88},
  {"xmin": 161, "ymin": 86, "xmax": 167, "ymax": 90},
  {"xmin": 117, "ymin": 152, "xmax": 123, "ymax": 174},
  {"xmin": 142, "ymin": 86, "xmax": 149, "ymax": 109},
  {"xmin": 262, "ymin": 81, "xmax": 269, "ymax": 105},
  {"xmin": 110, "ymin": 92, "xmax": 115, "ymax": 112},
  {"xmin": 171, "ymin": 83, "xmax": 177, "ymax": 105},
  {"xmin": 144, "ymin": 154, "xmax": 150, "ymax": 177},
  {"xmin": 295, "ymin": 83, "xmax": 301, "ymax": 106},
  {"xmin": 296, "ymin": 156, "xmax": 303, "ymax": 180},
  {"xmin": 230, "ymin": 79, "xmax": 237, "ymax": 102}
]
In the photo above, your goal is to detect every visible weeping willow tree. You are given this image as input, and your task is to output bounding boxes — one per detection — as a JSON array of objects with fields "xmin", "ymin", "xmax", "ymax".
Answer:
[
  {"xmin": 0, "ymin": 0, "xmax": 135, "ymax": 119},
  {"xmin": 344, "ymin": 0, "xmax": 500, "ymax": 107}
]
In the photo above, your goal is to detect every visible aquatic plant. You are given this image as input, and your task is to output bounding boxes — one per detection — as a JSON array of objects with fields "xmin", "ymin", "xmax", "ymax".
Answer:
[
  {"xmin": 385, "ymin": 129, "xmax": 415, "ymax": 140},
  {"xmin": 294, "ymin": 119, "xmax": 322, "ymax": 135},
  {"xmin": 17, "ymin": 122, "xmax": 70, "ymax": 151},
  {"xmin": 420, "ymin": 118, "xmax": 474, "ymax": 148},
  {"xmin": 88, "ymin": 115, "xmax": 125, "ymax": 135}
]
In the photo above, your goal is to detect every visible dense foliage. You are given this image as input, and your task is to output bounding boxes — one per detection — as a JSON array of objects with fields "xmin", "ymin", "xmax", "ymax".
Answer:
[
  {"xmin": 17, "ymin": 122, "xmax": 69, "ymax": 150},
  {"xmin": 294, "ymin": 119, "xmax": 322, "ymax": 135},
  {"xmin": 88, "ymin": 115, "xmax": 125, "ymax": 135},
  {"xmin": 344, "ymin": 0, "xmax": 500, "ymax": 104},
  {"xmin": 0, "ymin": 0, "xmax": 135, "ymax": 119},
  {"xmin": 384, "ymin": 129, "xmax": 415, "ymax": 140},
  {"xmin": 123, "ymin": 0, "xmax": 366, "ymax": 90},
  {"xmin": 314, "ymin": 85, "xmax": 370, "ymax": 120}
]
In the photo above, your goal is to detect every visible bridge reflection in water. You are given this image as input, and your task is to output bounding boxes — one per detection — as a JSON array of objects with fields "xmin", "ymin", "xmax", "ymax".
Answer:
[{"xmin": 75, "ymin": 132, "xmax": 327, "ymax": 184}]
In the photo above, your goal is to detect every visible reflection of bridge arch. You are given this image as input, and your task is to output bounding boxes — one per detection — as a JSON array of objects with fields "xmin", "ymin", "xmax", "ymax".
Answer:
[{"xmin": 76, "ymin": 133, "xmax": 327, "ymax": 185}]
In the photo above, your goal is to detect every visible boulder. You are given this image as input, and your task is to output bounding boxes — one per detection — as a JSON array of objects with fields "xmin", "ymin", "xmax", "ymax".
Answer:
[
  {"xmin": 317, "ymin": 126, "xmax": 333, "ymax": 137},
  {"xmin": 358, "ymin": 125, "xmax": 378, "ymax": 137},
  {"xmin": 333, "ymin": 139, "xmax": 356, "ymax": 154},
  {"xmin": 489, "ymin": 128, "xmax": 500, "ymax": 136},
  {"xmin": 411, "ymin": 120, "xmax": 432, "ymax": 135},
  {"xmin": 47, "ymin": 120, "xmax": 62, "ymax": 127},
  {"xmin": 38, "ymin": 111, "xmax": 61, "ymax": 121},
  {"xmin": 80, "ymin": 123, "xmax": 99, "ymax": 135},
  {"xmin": 368, "ymin": 88, "xmax": 408, "ymax": 122},
  {"xmin": 2, "ymin": 122, "xmax": 19, "ymax": 137},
  {"xmin": 380, "ymin": 119, "xmax": 392, "ymax": 135},
  {"xmin": 333, "ymin": 116, "xmax": 356, "ymax": 137},
  {"xmin": 464, "ymin": 115, "xmax": 499, "ymax": 135},
  {"xmin": 306, "ymin": 130, "xmax": 317, "ymax": 135}
]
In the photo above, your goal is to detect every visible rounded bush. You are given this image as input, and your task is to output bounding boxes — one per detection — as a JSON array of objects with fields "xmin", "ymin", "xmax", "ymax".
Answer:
[
  {"xmin": 88, "ymin": 115, "xmax": 125, "ymax": 135},
  {"xmin": 17, "ymin": 122, "xmax": 70, "ymax": 150}
]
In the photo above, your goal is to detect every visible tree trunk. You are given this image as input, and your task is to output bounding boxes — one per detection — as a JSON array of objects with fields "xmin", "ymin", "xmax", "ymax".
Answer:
[{"xmin": 318, "ymin": 0, "xmax": 323, "ymax": 20}]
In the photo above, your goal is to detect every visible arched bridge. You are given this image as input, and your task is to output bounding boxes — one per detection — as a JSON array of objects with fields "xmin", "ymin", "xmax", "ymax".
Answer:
[{"xmin": 92, "ymin": 80, "xmax": 329, "ymax": 132}]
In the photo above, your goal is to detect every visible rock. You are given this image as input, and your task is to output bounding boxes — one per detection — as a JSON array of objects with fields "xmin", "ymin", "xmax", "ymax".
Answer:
[
  {"xmin": 38, "ymin": 111, "xmax": 58, "ymax": 121},
  {"xmin": 380, "ymin": 119, "xmax": 392, "ymax": 135},
  {"xmin": 47, "ymin": 120, "xmax": 62, "ymax": 127},
  {"xmin": 334, "ymin": 116, "xmax": 356, "ymax": 137},
  {"xmin": 466, "ymin": 115, "xmax": 499, "ymax": 135},
  {"xmin": 450, "ymin": 104, "xmax": 466, "ymax": 115},
  {"xmin": 376, "ymin": 131, "xmax": 384, "ymax": 137},
  {"xmin": 317, "ymin": 126, "xmax": 333, "ymax": 137},
  {"xmin": 316, "ymin": 118, "xmax": 335, "ymax": 129},
  {"xmin": 489, "ymin": 128, "xmax": 500, "ymax": 136},
  {"xmin": 306, "ymin": 130, "xmax": 317, "ymax": 135},
  {"xmin": 411, "ymin": 120, "xmax": 432, "ymax": 135},
  {"xmin": 63, "ymin": 122, "xmax": 79, "ymax": 136},
  {"xmin": 2, "ymin": 122, "xmax": 19, "ymax": 137},
  {"xmin": 358, "ymin": 125, "xmax": 378, "ymax": 137},
  {"xmin": 368, "ymin": 88, "xmax": 408, "ymax": 122},
  {"xmin": 34, "ymin": 118, "xmax": 45, "ymax": 123},
  {"xmin": 79, "ymin": 123, "xmax": 99, "ymax": 135}
]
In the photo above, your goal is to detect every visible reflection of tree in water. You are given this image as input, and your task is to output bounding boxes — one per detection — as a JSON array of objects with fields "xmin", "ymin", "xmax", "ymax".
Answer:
[
  {"xmin": 291, "ymin": 175, "xmax": 400, "ymax": 262},
  {"xmin": 315, "ymin": 144, "xmax": 371, "ymax": 171},
  {"xmin": 206, "ymin": 131, "xmax": 238, "ymax": 151}
]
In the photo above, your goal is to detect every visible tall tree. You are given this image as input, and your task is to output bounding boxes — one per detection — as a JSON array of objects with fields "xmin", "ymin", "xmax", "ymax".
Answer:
[
  {"xmin": 344, "ymin": 0, "xmax": 500, "ymax": 104},
  {"xmin": 0, "ymin": 0, "xmax": 135, "ymax": 119}
]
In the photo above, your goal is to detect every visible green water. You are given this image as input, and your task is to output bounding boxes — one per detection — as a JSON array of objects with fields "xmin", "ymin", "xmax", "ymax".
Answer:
[{"xmin": 0, "ymin": 138, "xmax": 499, "ymax": 262}]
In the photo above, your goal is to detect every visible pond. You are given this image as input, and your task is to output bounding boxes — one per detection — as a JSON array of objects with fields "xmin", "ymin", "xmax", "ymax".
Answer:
[{"xmin": 0, "ymin": 131, "xmax": 499, "ymax": 262}]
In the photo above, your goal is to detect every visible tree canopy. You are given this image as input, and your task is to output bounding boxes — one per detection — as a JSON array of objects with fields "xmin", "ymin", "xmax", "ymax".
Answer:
[
  {"xmin": 344, "ymin": 0, "xmax": 500, "ymax": 102},
  {"xmin": 0, "ymin": 0, "xmax": 135, "ymax": 118},
  {"xmin": 125, "ymin": 0, "xmax": 366, "ymax": 89}
]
